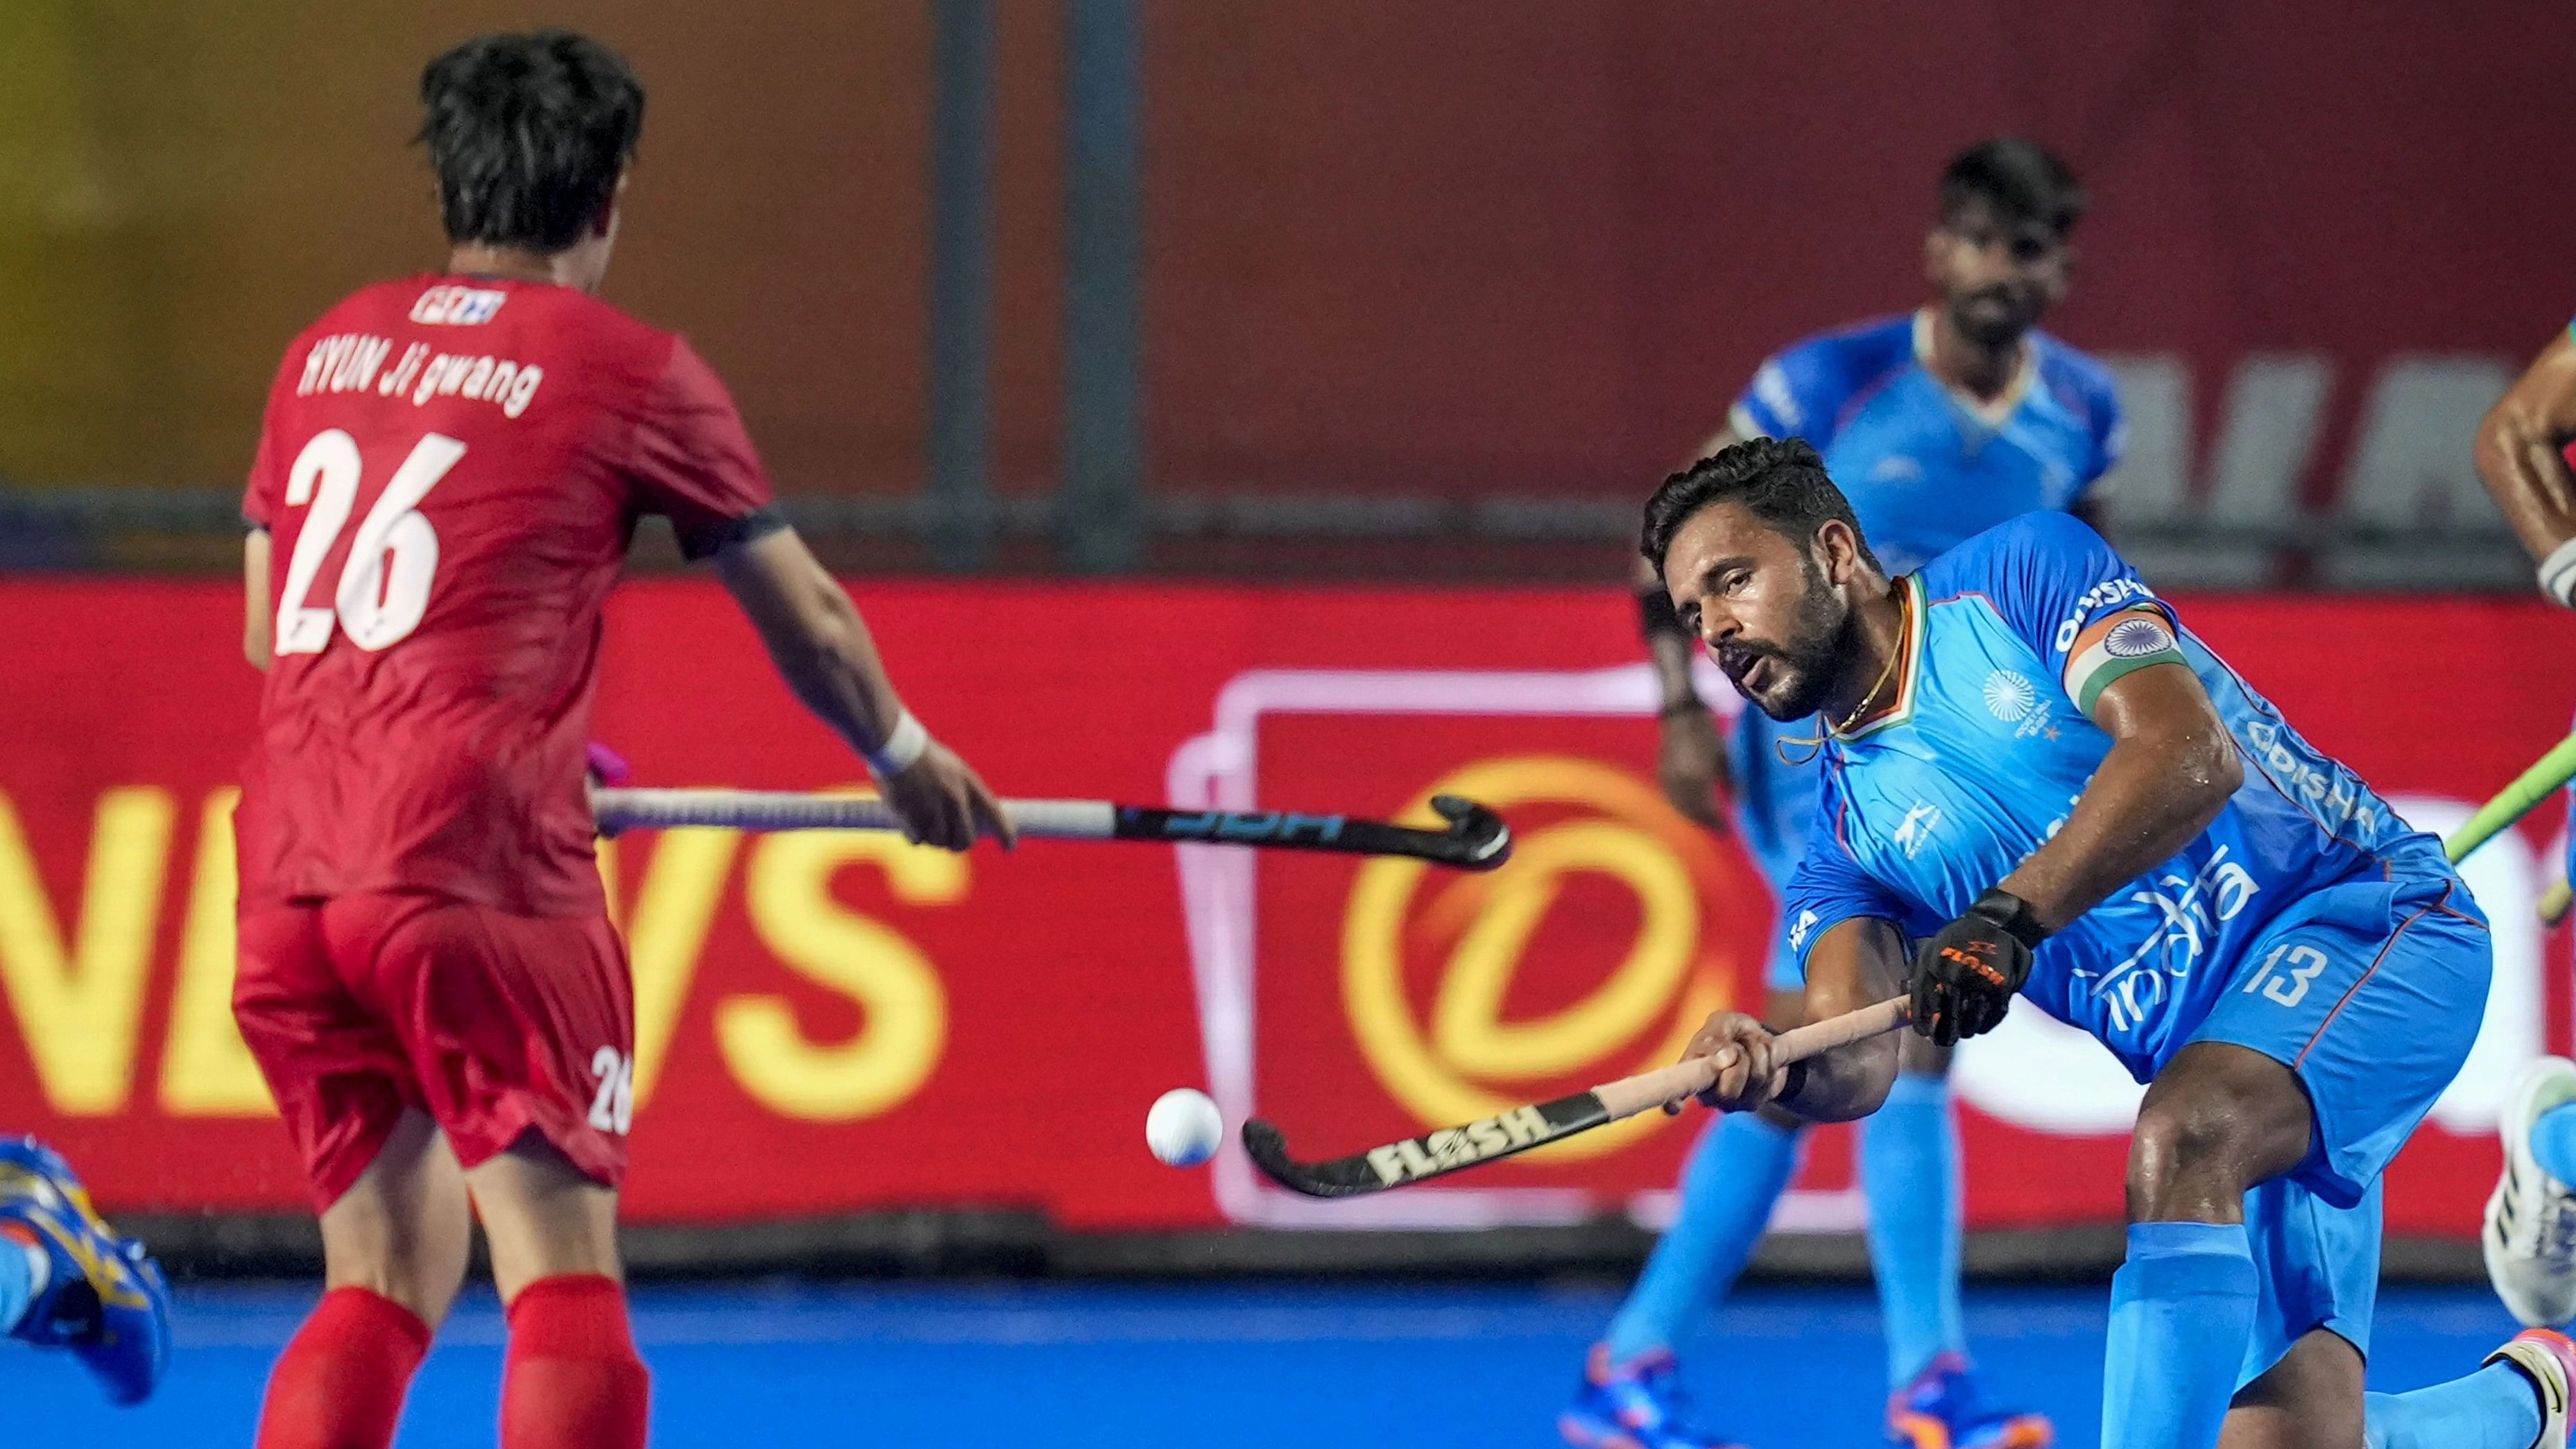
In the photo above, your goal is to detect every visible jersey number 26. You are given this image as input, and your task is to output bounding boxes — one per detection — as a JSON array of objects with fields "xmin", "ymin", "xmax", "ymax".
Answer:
[{"xmin": 273, "ymin": 429, "xmax": 465, "ymax": 655}]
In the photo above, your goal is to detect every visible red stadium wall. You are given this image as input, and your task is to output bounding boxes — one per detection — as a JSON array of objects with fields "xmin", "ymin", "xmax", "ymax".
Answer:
[
  {"xmin": 1147, "ymin": 2, "xmax": 2576, "ymax": 513},
  {"xmin": 5, "ymin": 0, "xmax": 2570, "ymax": 538},
  {"xmin": 0, "ymin": 578, "xmax": 2569, "ymax": 1237}
]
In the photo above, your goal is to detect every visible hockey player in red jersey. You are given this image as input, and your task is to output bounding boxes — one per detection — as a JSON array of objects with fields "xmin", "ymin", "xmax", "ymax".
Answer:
[{"xmin": 232, "ymin": 30, "xmax": 1011, "ymax": 1449}]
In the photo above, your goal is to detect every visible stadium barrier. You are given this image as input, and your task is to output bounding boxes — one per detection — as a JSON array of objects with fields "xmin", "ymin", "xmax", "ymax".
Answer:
[{"xmin": 0, "ymin": 578, "xmax": 2566, "ymax": 1275}]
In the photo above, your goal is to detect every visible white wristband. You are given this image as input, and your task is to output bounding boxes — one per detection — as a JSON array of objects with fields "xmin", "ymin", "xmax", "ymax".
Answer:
[
  {"xmin": 866, "ymin": 711, "xmax": 930, "ymax": 777},
  {"xmin": 2541, "ymin": 538, "xmax": 2576, "ymax": 608}
]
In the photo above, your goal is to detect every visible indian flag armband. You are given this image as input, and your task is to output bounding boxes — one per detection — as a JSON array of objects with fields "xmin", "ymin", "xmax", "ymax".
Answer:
[{"xmin": 2062, "ymin": 607, "xmax": 2186, "ymax": 714}]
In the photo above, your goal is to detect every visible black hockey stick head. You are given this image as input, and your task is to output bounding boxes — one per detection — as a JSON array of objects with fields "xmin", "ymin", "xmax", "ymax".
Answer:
[
  {"xmin": 1425, "ymin": 794, "xmax": 1511, "ymax": 870},
  {"xmin": 1239, "ymin": 1119, "xmax": 1382, "ymax": 1198},
  {"xmin": 1240, "ymin": 1090, "xmax": 1606, "ymax": 1199},
  {"xmin": 1113, "ymin": 798, "xmax": 1508, "ymax": 869}
]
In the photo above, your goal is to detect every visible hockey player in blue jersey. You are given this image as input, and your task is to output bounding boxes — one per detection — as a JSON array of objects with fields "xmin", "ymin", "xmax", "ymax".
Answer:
[
  {"xmin": 1584, "ymin": 139, "xmax": 2115, "ymax": 1449},
  {"xmin": 1650, "ymin": 436, "xmax": 2570, "ymax": 1449}
]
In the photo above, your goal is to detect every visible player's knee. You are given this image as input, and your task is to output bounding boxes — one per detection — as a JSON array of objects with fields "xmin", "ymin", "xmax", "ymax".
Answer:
[
  {"xmin": 2125, "ymin": 1094, "xmax": 2252, "ymax": 1218},
  {"xmin": 2129, "ymin": 1044, "xmax": 2314, "ymax": 1221},
  {"xmin": 318, "ymin": 1138, "xmax": 474, "ymax": 1326},
  {"xmin": 318, "ymin": 1208, "xmax": 470, "ymax": 1327},
  {"xmin": 468, "ymin": 1140, "xmax": 622, "ymax": 1302},
  {"xmin": 323, "ymin": 1248, "xmax": 469, "ymax": 1330}
]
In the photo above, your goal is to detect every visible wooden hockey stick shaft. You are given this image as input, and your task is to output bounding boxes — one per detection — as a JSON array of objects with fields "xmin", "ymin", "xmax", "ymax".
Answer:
[
  {"xmin": 1591, "ymin": 995, "xmax": 1912, "ymax": 1120},
  {"xmin": 1241, "ymin": 997, "xmax": 1911, "ymax": 1197}
]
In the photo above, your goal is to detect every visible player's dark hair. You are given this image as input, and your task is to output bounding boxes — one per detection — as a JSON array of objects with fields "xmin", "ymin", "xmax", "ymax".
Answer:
[
  {"xmin": 1640, "ymin": 437, "xmax": 1881, "ymax": 576},
  {"xmin": 1939, "ymin": 137, "xmax": 2086, "ymax": 239},
  {"xmin": 418, "ymin": 30, "xmax": 645, "ymax": 252}
]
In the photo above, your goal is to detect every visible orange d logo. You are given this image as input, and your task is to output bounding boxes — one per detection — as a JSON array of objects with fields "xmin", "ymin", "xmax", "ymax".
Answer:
[{"xmin": 1342, "ymin": 755, "xmax": 1746, "ymax": 1160}]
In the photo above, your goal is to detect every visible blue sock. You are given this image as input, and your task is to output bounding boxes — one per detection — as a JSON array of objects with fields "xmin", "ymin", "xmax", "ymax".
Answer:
[
  {"xmin": 2102, "ymin": 1221, "xmax": 2260, "ymax": 1449},
  {"xmin": 2531, "ymin": 1101, "xmax": 2576, "ymax": 1185},
  {"xmin": 1862, "ymin": 1072, "xmax": 1964, "ymax": 1386},
  {"xmin": 1604, "ymin": 1110, "xmax": 1804, "ymax": 1362},
  {"xmin": 2365, "ymin": 1363, "xmax": 2546, "ymax": 1449},
  {"xmin": 0, "ymin": 1235, "xmax": 37, "ymax": 1335}
]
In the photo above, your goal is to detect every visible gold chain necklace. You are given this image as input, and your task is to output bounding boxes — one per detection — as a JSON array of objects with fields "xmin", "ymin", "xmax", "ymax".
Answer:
[{"xmin": 1830, "ymin": 584, "xmax": 1909, "ymax": 736}]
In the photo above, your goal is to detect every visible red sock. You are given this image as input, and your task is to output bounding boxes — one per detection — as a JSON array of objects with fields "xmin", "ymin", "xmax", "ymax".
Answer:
[
  {"xmin": 501, "ymin": 1274, "xmax": 650, "ymax": 1449},
  {"xmin": 255, "ymin": 1287, "xmax": 431, "ymax": 1449}
]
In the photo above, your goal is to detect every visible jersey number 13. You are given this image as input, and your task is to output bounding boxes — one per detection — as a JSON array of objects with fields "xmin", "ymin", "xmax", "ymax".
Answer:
[{"xmin": 274, "ymin": 429, "xmax": 465, "ymax": 655}]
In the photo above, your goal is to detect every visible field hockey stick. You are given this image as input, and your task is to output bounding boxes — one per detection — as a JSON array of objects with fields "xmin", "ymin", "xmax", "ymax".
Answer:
[
  {"xmin": 2431, "ymin": 732, "xmax": 2576, "ymax": 923},
  {"xmin": 587, "ymin": 787, "xmax": 1513, "ymax": 870},
  {"xmin": 2446, "ymin": 732, "xmax": 2576, "ymax": 866},
  {"xmin": 1242, "ymin": 997, "xmax": 1911, "ymax": 1197}
]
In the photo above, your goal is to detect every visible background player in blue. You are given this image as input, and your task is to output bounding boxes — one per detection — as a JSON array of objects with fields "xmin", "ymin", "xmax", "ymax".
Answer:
[
  {"xmin": 1654, "ymin": 438, "xmax": 2569, "ymax": 1449},
  {"xmin": 2473, "ymin": 314, "xmax": 2576, "ymax": 1330},
  {"xmin": 1589, "ymin": 139, "xmax": 2119, "ymax": 1449}
]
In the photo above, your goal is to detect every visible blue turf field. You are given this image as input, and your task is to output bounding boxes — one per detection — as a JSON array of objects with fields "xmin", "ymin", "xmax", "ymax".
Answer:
[{"xmin": 3, "ymin": 1279, "xmax": 2533, "ymax": 1446}]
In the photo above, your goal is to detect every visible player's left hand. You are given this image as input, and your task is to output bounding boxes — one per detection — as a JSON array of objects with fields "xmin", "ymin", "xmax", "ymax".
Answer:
[
  {"xmin": 1910, "ymin": 889, "xmax": 2046, "ymax": 1045},
  {"xmin": 1679, "ymin": 1011, "xmax": 1787, "ymax": 1113},
  {"xmin": 879, "ymin": 741, "xmax": 1017, "ymax": 852}
]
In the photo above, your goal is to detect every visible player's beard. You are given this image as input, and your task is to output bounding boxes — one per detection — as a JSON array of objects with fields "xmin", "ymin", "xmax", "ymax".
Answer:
[
  {"xmin": 1722, "ymin": 555, "xmax": 1855, "ymax": 723},
  {"xmin": 1947, "ymin": 282, "xmax": 2038, "ymax": 350}
]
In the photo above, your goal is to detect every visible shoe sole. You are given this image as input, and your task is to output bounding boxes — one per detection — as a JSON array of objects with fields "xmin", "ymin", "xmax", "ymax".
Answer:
[
  {"xmin": 2484, "ymin": 1177, "xmax": 2575, "ymax": 1328},
  {"xmin": 2489, "ymin": 1060, "xmax": 2576, "ymax": 1327}
]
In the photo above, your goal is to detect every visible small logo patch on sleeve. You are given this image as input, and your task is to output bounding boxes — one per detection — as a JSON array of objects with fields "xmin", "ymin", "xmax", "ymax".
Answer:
[{"xmin": 2104, "ymin": 617, "xmax": 2176, "ymax": 658}]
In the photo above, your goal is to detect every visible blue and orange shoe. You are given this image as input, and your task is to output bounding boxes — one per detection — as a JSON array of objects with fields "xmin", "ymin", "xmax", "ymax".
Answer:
[
  {"xmin": 0, "ymin": 1137, "xmax": 171, "ymax": 1405},
  {"xmin": 1886, "ymin": 1352, "xmax": 2052, "ymax": 1449},
  {"xmin": 1561, "ymin": 1344, "xmax": 1751, "ymax": 1449}
]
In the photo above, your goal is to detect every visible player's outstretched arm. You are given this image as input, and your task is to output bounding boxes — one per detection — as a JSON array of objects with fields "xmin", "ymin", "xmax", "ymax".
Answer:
[
  {"xmin": 242, "ymin": 529, "xmax": 273, "ymax": 671},
  {"xmin": 1634, "ymin": 420, "xmax": 1743, "ymax": 830},
  {"xmin": 712, "ymin": 527, "xmax": 1013, "ymax": 851},
  {"xmin": 1683, "ymin": 916, "xmax": 1905, "ymax": 1122},
  {"xmin": 1781, "ymin": 916, "xmax": 1906, "ymax": 1120},
  {"xmin": 1998, "ymin": 658, "xmax": 2240, "ymax": 932},
  {"xmin": 2477, "ymin": 328, "xmax": 2576, "ymax": 594},
  {"xmin": 1635, "ymin": 553, "xmax": 1732, "ymax": 830}
]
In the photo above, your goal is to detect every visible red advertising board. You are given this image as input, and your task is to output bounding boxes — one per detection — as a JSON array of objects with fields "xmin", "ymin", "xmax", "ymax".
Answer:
[{"xmin": 0, "ymin": 578, "xmax": 2569, "ymax": 1236}]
